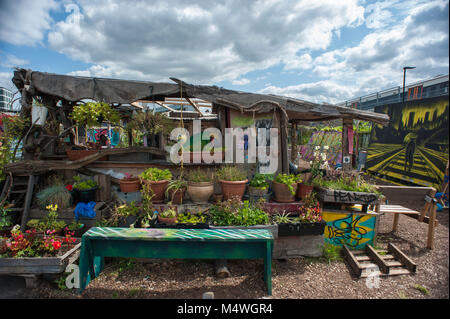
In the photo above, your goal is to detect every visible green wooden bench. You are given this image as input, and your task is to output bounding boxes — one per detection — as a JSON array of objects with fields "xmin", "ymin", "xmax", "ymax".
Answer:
[{"xmin": 78, "ymin": 227, "xmax": 274, "ymax": 295}]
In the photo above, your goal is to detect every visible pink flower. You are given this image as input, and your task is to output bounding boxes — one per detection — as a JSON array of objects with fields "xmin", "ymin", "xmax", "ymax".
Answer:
[{"xmin": 52, "ymin": 241, "xmax": 61, "ymax": 250}]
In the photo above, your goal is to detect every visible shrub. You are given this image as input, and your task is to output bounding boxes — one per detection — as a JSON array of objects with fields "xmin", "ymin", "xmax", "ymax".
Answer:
[
  {"xmin": 186, "ymin": 168, "xmax": 213, "ymax": 183},
  {"xmin": 216, "ymin": 165, "xmax": 247, "ymax": 181},
  {"xmin": 209, "ymin": 198, "xmax": 269, "ymax": 226}
]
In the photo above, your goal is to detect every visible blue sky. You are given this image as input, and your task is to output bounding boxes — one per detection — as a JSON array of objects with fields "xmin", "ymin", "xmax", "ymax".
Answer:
[{"xmin": 0, "ymin": 0, "xmax": 448, "ymax": 107}]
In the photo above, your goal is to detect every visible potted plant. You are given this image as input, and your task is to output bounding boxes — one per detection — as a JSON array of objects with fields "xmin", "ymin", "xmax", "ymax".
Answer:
[
  {"xmin": 186, "ymin": 168, "xmax": 214, "ymax": 204},
  {"xmin": 272, "ymin": 173, "xmax": 300, "ymax": 203},
  {"xmin": 216, "ymin": 165, "xmax": 248, "ymax": 201},
  {"xmin": 165, "ymin": 178, "xmax": 188, "ymax": 205},
  {"xmin": 297, "ymin": 145, "xmax": 327, "ymax": 200},
  {"xmin": 157, "ymin": 207, "xmax": 177, "ymax": 225},
  {"xmin": 139, "ymin": 168, "xmax": 172, "ymax": 203},
  {"xmin": 128, "ymin": 110, "xmax": 174, "ymax": 147},
  {"xmin": 119, "ymin": 173, "xmax": 141, "ymax": 193},
  {"xmin": 175, "ymin": 211, "xmax": 209, "ymax": 228},
  {"xmin": 72, "ymin": 176, "xmax": 98, "ymax": 204},
  {"xmin": 248, "ymin": 173, "xmax": 273, "ymax": 202},
  {"xmin": 114, "ymin": 201, "xmax": 141, "ymax": 227}
]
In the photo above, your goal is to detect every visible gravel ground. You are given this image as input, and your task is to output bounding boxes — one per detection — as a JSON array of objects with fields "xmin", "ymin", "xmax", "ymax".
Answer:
[{"xmin": 26, "ymin": 202, "xmax": 448, "ymax": 300}]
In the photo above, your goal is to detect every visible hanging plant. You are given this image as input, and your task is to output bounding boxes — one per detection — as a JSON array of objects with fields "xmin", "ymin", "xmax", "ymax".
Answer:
[{"xmin": 70, "ymin": 102, "xmax": 120, "ymax": 127}]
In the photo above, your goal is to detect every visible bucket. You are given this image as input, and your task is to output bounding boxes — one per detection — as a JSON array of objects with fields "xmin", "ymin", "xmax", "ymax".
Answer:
[{"xmin": 31, "ymin": 105, "xmax": 48, "ymax": 126}]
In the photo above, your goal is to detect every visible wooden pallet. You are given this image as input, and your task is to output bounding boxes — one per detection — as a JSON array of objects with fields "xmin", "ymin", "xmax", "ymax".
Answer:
[{"xmin": 343, "ymin": 243, "xmax": 416, "ymax": 278}]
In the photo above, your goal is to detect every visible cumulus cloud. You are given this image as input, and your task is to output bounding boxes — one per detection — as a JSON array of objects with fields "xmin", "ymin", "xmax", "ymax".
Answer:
[
  {"xmin": 262, "ymin": 0, "xmax": 449, "ymax": 103},
  {"xmin": 231, "ymin": 78, "xmax": 251, "ymax": 86},
  {"xmin": 47, "ymin": 0, "xmax": 364, "ymax": 83},
  {"xmin": 0, "ymin": 0, "xmax": 59, "ymax": 45}
]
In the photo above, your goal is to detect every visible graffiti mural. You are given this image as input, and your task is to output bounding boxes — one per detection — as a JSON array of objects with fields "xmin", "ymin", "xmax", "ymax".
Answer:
[
  {"xmin": 87, "ymin": 128, "xmax": 120, "ymax": 147},
  {"xmin": 366, "ymin": 96, "xmax": 449, "ymax": 188},
  {"xmin": 323, "ymin": 211, "xmax": 376, "ymax": 249}
]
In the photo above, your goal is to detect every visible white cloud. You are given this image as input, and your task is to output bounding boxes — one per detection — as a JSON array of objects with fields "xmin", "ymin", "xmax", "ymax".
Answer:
[
  {"xmin": 231, "ymin": 78, "xmax": 251, "ymax": 86},
  {"xmin": 0, "ymin": 0, "xmax": 59, "ymax": 45},
  {"xmin": 0, "ymin": 53, "xmax": 29, "ymax": 68},
  {"xmin": 47, "ymin": 0, "xmax": 364, "ymax": 83}
]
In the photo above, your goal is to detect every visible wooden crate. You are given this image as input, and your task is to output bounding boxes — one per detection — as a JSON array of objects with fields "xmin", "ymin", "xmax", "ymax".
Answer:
[{"xmin": 316, "ymin": 187, "xmax": 380, "ymax": 206}]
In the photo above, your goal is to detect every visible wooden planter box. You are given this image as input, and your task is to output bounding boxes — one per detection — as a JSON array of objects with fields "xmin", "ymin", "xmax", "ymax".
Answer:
[
  {"xmin": 0, "ymin": 242, "xmax": 81, "ymax": 275},
  {"xmin": 277, "ymin": 220, "xmax": 326, "ymax": 237},
  {"xmin": 316, "ymin": 187, "xmax": 379, "ymax": 206}
]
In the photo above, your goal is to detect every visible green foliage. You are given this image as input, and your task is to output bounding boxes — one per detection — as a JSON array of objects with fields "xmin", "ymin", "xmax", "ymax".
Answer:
[
  {"xmin": 139, "ymin": 167, "xmax": 172, "ymax": 181},
  {"xmin": 165, "ymin": 178, "xmax": 188, "ymax": 197},
  {"xmin": 209, "ymin": 198, "xmax": 270, "ymax": 226},
  {"xmin": 70, "ymin": 102, "xmax": 120, "ymax": 127},
  {"xmin": 322, "ymin": 243, "xmax": 343, "ymax": 262},
  {"xmin": 274, "ymin": 173, "xmax": 300, "ymax": 195},
  {"xmin": 216, "ymin": 165, "xmax": 247, "ymax": 181},
  {"xmin": 303, "ymin": 191, "xmax": 319, "ymax": 209},
  {"xmin": 176, "ymin": 212, "xmax": 207, "ymax": 224},
  {"xmin": 413, "ymin": 284, "xmax": 430, "ymax": 295},
  {"xmin": 271, "ymin": 212, "xmax": 294, "ymax": 224},
  {"xmin": 313, "ymin": 175, "xmax": 380, "ymax": 194},
  {"xmin": 0, "ymin": 206, "xmax": 13, "ymax": 228},
  {"xmin": 36, "ymin": 185, "xmax": 72, "ymax": 210},
  {"xmin": 115, "ymin": 201, "xmax": 140, "ymax": 217},
  {"xmin": 72, "ymin": 175, "xmax": 98, "ymax": 190},
  {"xmin": 66, "ymin": 221, "xmax": 83, "ymax": 231},
  {"xmin": 186, "ymin": 168, "xmax": 213, "ymax": 183},
  {"xmin": 159, "ymin": 208, "xmax": 177, "ymax": 218},
  {"xmin": 128, "ymin": 110, "xmax": 174, "ymax": 136},
  {"xmin": 249, "ymin": 173, "xmax": 273, "ymax": 189}
]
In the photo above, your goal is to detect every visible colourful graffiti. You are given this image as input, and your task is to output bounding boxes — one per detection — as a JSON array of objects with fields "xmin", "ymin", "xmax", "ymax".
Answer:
[
  {"xmin": 366, "ymin": 96, "xmax": 449, "ymax": 188},
  {"xmin": 87, "ymin": 128, "xmax": 120, "ymax": 147},
  {"xmin": 299, "ymin": 131, "xmax": 342, "ymax": 166},
  {"xmin": 323, "ymin": 211, "xmax": 376, "ymax": 249}
]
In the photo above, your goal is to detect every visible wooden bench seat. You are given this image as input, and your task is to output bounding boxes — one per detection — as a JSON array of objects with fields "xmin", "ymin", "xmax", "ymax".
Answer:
[{"xmin": 78, "ymin": 227, "xmax": 274, "ymax": 295}]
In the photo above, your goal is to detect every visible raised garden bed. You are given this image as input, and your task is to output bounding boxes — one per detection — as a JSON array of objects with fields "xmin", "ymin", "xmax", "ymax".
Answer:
[{"xmin": 316, "ymin": 187, "xmax": 380, "ymax": 210}]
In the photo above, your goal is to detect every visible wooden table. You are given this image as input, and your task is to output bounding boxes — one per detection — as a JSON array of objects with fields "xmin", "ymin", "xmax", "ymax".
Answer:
[{"xmin": 78, "ymin": 227, "xmax": 274, "ymax": 295}]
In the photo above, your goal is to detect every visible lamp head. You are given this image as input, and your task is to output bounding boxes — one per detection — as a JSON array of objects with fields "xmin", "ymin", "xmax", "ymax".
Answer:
[{"xmin": 403, "ymin": 66, "xmax": 416, "ymax": 70}]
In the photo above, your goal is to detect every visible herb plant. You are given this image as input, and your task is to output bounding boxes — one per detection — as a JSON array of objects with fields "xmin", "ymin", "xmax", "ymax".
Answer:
[
  {"xmin": 216, "ymin": 166, "xmax": 247, "ymax": 181},
  {"xmin": 186, "ymin": 168, "xmax": 213, "ymax": 183},
  {"xmin": 139, "ymin": 168, "xmax": 172, "ymax": 181},
  {"xmin": 249, "ymin": 174, "xmax": 273, "ymax": 189},
  {"xmin": 274, "ymin": 173, "xmax": 301, "ymax": 195}
]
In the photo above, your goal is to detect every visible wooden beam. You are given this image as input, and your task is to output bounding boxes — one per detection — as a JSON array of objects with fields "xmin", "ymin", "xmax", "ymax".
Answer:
[
  {"xmin": 185, "ymin": 97, "xmax": 204, "ymax": 116},
  {"xmin": 130, "ymin": 102, "xmax": 143, "ymax": 109},
  {"xmin": 153, "ymin": 101, "xmax": 177, "ymax": 112}
]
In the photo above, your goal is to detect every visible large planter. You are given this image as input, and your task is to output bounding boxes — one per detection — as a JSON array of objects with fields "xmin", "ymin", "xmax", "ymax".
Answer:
[
  {"xmin": 0, "ymin": 241, "xmax": 81, "ymax": 275},
  {"xmin": 72, "ymin": 186, "xmax": 98, "ymax": 204},
  {"xmin": 142, "ymin": 180, "xmax": 169, "ymax": 203},
  {"xmin": 272, "ymin": 181, "xmax": 298, "ymax": 203},
  {"xmin": 66, "ymin": 149, "xmax": 108, "ymax": 161},
  {"xmin": 296, "ymin": 183, "xmax": 314, "ymax": 201},
  {"xmin": 316, "ymin": 187, "xmax": 380, "ymax": 206},
  {"xmin": 187, "ymin": 181, "xmax": 214, "ymax": 204},
  {"xmin": 220, "ymin": 179, "xmax": 248, "ymax": 201},
  {"xmin": 119, "ymin": 178, "xmax": 141, "ymax": 193},
  {"xmin": 277, "ymin": 220, "xmax": 326, "ymax": 237},
  {"xmin": 167, "ymin": 188, "xmax": 186, "ymax": 205}
]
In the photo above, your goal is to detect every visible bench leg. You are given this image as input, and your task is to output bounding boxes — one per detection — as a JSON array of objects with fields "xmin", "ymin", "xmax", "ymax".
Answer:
[
  {"xmin": 264, "ymin": 242, "xmax": 272, "ymax": 296},
  {"xmin": 427, "ymin": 205, "xmax": 437, "ymax": 249},
  {"xmin": 392, "ymin": 214, "xmax": 400, "ymax": 232}
]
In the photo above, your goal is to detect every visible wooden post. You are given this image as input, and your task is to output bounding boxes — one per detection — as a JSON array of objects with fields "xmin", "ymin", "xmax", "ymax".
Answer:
[
  {"xmin": 94, "ymin": 175, "xmax": 111, "ymax": 202},
  {"xmin": 20, "ymin": 175, "xmax": 37, "ymax": 230},
  {"xmin": 280, "ymin": 110, "xmax": 289, "ymax": 173},
  {"xmin": 290, "ymin": 122, "xmax": 298, "ymax": 163},
  {"xmin": 392, "ymin": 213, "xmax": 400, "ymax": 232},
  {"xmin": 427, "ymin": 203, "xmax": 437, "ymax": 249},
  {"xmin": 342, "ymin": 118, "xmax": 353, "ymax": 171}
]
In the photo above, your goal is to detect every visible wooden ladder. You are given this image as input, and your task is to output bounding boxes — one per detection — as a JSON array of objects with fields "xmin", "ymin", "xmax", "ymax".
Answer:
[
  {"xmin": 0, "ymin": 174, "xmax": 39, "ymax": 230},
  {"xmin": 343, "ymin": 243, "xmax": 416, "ymax": 278}
]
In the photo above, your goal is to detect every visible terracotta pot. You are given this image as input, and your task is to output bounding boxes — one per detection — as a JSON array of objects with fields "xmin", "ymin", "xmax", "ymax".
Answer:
[
  {"xmin": 167, "ymin": 188, "xmax": 186, "ymax": 205},
  {"xmin": 220, "ymin": 179, "xmax": 248, "ymax": 201},
  {"xmin": 187, "ymin": 181, "xmax": 214, "ymax": 204},
  {"xmin": 296, "ymin": 183, "xmax": 314, "ymax": 201},
  {"xmin": 272, "ymin": 181, "xmax": 298, "ymax": 203},
  {"xmin": 66, "ymin": 149, "xmax": 108, "ymax": 161},
  {"xmin": 142, "ymin": 180, "xmax": 169, "ymax": 203},
  {"xmin": 119, "ymin": 178, "xmax": 141, "ymax": 193},
  {"xmin": 248, "ymin": 186, "xmax": 268, "ymax": 196},
  {"xmin": 157, "ymin": 215, "xmax": 177, "ymax": 225}
]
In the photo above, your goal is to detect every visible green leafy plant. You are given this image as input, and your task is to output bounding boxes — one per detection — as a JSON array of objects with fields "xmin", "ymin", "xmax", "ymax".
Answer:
[
  {"xmin": 274, "ymin": 173, "xmax": 300, "ymax": 195},
  {"xmin": 139, "ymin": 167, "xmax": 172, "ymax": 181},
  {"xmin": 72, "ymin": 175, "xmax": 98, "ymax": 190},
  {"xmin": 128, "ymin": 110, "xmax": 174, "ymax": 136},
  {"xmin": 249, "ymin": 173, "xmax": 273, "ymax": 189},
  {"xmin": 70, "ymin": 102, "xmax": 120, "ymax": 127},
  {"xmin": 322, "ymin": 243, "xmax": 343, "ymax": 263},
  {"xmin": 271, "ymin": 212, "xmax": 295, "ymax": 224},
  {"xmin": 208, "ymin": 198, "xmax": 270, "ymax": 226},
  {"xmin": 115, "ymin": 201, "xmax": 140, "ymax": 217},
  {"xmin": 176, "ymin": 211, "xmax": 207, "ymax": 224},
  {"xmin": 159, "ymin": 208, "xmax": 177, "ymax": 219},
  {"xmin": 66, "ymin": 221, "xmax": 83, "ymax": 231},
  {"xmin": 313, "ymin": 175, "xmax": 380, "ymax": 194},
  {"xmin": 216, "ymin": 165, "xmax": 247, "ymax": 181},
  {"xmin": 165, "ymin": 178, "xmax": 188, "ymax": 198},
  {"xmin": 0, "ymin": 206, "xmax": 13, "ymax": 228},
  {"xmin": 186, "ymin": 168, "xmax": 213, "ymax": 183}
]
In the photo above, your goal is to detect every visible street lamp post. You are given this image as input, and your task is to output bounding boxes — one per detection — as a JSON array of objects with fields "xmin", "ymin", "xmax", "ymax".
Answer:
[{"xmin": 403, "ymin": 66, "xmax": 416, "ymax": 104}]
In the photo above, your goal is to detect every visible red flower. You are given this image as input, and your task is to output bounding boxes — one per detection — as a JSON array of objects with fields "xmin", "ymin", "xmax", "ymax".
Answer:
[
  {"xmin": 65, "ymin": 184, "xmax": 73, "ymax": 191},
  {"xmin": 52, "ymin": 241, "xmax": 62, "ymax": 250}
]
